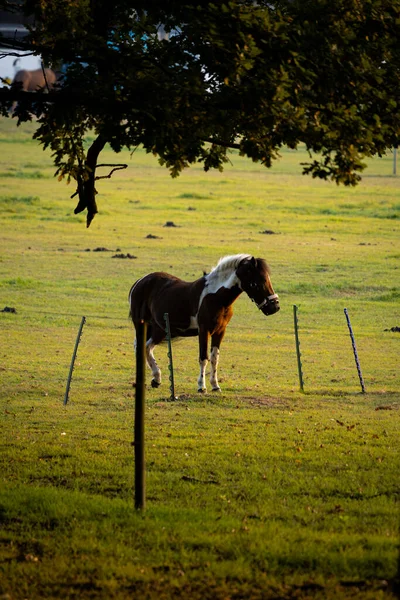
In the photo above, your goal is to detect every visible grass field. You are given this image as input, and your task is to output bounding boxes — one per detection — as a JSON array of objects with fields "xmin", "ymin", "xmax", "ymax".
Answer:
[{"xmin": 0, "ymin": 116, "xmax": 399, "ymax": 599}]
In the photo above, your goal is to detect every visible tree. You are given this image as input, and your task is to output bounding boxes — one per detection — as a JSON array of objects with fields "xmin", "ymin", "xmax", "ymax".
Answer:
[{"xmin": 1, "ymin": 0, "xmax": 399, "ymax": 226}]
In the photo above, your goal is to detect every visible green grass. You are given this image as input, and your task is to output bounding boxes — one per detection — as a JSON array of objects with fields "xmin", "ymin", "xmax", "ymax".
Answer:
[{"xmin": 0, "ymin": 116, "xmax": 399, "ymax": 599}]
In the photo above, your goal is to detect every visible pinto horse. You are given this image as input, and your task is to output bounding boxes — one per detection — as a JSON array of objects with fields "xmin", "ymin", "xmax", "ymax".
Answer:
[{"xmin": 129, "ymin": 254, "xmax": 280, "ymax": 393}]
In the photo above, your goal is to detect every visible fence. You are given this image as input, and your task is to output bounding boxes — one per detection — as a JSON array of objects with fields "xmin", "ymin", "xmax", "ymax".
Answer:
[{"xmin": 1, "ymin": 304, "xmax": 398, "ymax": 402}]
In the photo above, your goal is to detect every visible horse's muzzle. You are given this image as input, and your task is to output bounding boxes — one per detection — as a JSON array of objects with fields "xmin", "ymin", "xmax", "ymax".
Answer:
[{"xmin": 260, "ymin": 294, "xmax": 280, "ymax": 316}]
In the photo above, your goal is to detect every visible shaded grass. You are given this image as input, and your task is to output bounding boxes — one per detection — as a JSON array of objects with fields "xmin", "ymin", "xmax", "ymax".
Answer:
[
  {"xmin": 0, "ymin": 169, "xmax": 48, "ymax": 178},
  {"xmin": 1, "ymin": 393, "xmax": 399, "ymax": 599},
  {"xmin": 0, "ymin": 194, "xmax": 40, "ymax": 205}
]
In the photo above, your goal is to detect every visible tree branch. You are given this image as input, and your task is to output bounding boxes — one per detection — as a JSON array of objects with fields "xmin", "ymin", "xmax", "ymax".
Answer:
[
  {"xmin": 0, "ymin": 88, "xmax": 159, "ymax": 120},
  {"xmin": 95, "ymin": 164, "xmax": 128, "ymax": 180},
  {"xmin": 73, "ymin": 134, "xmax": 107, "ymax": 227},
  {"xmin": 200, "ymin": 137, "xmax": 241, "ymax": 150},
  {"xmin": 0, "ymin": 49, "xmax": 37, "ymax": 59}
]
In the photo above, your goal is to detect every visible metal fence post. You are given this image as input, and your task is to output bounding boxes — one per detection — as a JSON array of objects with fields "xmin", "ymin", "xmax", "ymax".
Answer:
[
  {"xmin": 63, "ymin": 316, "xmax": 86, "ymax": 405},
  {"xmin": 344, "ymin": 308, "xmax": 366, "ymax": 393},
  {"xmin": 293, "ymin": 305, "xmax": 305, "ymax": 393}
]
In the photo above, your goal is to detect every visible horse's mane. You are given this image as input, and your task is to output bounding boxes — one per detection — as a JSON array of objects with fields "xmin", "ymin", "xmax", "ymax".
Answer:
[
  {"xmin": 207, "ymin": 254, "xmax": 271, "ymax": 280},
  {"xmin": 211, "ymin": 254, "xmax": 252, "ymax": 274}
]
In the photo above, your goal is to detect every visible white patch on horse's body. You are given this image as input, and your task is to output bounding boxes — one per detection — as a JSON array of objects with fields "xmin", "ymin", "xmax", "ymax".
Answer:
[{"xmin": 198, "ymin": 254, "xmax": 251, "ymax": 311}]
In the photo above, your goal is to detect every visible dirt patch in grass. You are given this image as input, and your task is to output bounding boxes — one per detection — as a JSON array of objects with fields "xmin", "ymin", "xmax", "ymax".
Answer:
[{"xmin": 240, "ymin": 395, "xmax": 290, "ymax": 408}]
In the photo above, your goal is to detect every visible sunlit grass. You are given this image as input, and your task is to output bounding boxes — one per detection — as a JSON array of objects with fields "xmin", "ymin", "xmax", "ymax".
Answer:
[{"xmin": 0, "ymin": 116, "xmax": 399, "ymax": 599}]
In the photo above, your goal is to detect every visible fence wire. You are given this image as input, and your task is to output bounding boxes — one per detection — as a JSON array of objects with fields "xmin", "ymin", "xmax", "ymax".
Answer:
[{"xmin": 1, "ymin": 305, "xmax": 398, "ymax": 400}]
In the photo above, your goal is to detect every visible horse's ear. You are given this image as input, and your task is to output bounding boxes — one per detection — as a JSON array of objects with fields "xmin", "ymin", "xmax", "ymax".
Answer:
[{"xmin": 250, "ymin": 256, "xmax": 256, "ymax": 267}]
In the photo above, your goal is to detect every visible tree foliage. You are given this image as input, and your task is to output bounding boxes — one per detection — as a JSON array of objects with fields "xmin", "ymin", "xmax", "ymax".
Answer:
[{"xmin": 1, "ymin": 0, "xmax": 400, "ymax": 226}]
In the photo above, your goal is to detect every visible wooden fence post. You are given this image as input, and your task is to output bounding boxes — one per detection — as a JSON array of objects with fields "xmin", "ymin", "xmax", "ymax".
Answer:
[{"xmin": 134, "ymin": 319, "xmax": 147, "ymax": 510}]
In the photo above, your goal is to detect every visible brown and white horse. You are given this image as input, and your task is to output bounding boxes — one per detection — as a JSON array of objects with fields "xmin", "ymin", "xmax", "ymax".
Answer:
[{"xmin": 129, "ymin": 254, "xmax": 280, "ymax": 393}]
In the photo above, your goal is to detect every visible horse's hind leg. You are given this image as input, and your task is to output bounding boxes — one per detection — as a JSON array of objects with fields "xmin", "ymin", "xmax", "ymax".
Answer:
[
  {"xmin": 133, "ymin": 322, "xmax": 162, "ymax": 387},
  {"xmin": 146, "ymin": 324, "xmax": 166, "ymax": 388},
  {"xmin": 146, "ymin": 340, "xmax": 161, "ymax": 387}
]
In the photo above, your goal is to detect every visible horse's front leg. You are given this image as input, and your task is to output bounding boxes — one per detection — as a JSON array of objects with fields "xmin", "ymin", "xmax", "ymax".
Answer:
[
  {"xmin": 197, "ymin": 328, "xmax": 209, "ymax": 393},
  {"xmin": 210, "ymin": 330, "xmax": 225, "ymax": 392}
]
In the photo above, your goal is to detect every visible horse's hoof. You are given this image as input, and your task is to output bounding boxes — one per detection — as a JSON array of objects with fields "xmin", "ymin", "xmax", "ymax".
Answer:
[
  {"xmin": 198, "ymin": 388, "xmax": 207, "ymax": 394},
  {"xmin": 151, "ymin": 379, "xmax": 161, "ymax": 388},
  {"xmin": 212, "ymin": 386, "xmax": 221, "ymax": 392}
]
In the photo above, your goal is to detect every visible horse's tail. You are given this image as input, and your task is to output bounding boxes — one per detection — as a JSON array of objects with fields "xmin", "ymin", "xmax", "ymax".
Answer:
[
  {"xmin": 128, "ymin": 274, "xmax": 149, "ymax": 324},
  {"xmin": 128, "ymin": 281, "xmax": 138, "ymax": 323}
]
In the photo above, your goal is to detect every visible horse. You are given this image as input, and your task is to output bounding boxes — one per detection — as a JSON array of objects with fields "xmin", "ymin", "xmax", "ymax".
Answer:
[
  {"xmin": 129, "ymin": 254, "xmax": 280, "ymax": 393},
  {"xmin": 11, "ymin": 68, "xmax": 57, "ymax": 93},
  {"xmin": 10, "ymin": 68, "xmax": 57, "ymax": 112}
]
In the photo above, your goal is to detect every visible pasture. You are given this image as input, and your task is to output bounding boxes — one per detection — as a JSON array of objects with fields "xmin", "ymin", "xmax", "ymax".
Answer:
[{"xmin": 0, "ymin": 116, "xmax": 399, "ymax": 599}]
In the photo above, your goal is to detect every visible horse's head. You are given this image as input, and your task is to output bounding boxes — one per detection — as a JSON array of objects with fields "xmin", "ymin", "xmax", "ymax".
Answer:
[{"xmin": 236, "ymin": 256, "xmax": 280, "ymax": 316}]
